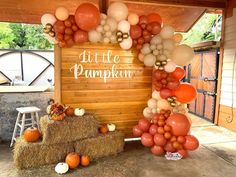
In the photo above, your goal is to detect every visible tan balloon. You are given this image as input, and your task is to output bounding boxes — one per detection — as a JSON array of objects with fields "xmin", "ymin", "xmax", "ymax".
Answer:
[
  {"xmin": 128, "ymin": 13, "xmax": 139, "ymax": 25},
  {"xmin": 143, "ymin": 54, "xmax": 156, "ymax": 67},
  {"xmin": 138, "ymin": 53, "xmax": 144, "ymax": 62},
  {"xmin": 160, "ymin": 25, "xmax": 175, "ymax": 39},
  {"xmin": 173, "ymin": 33, "xmax": 183, "ymax": 43},
  {"xmin": 152, "ymin": 91, "xmax": 161, "ymax": 100},
  {"xmin": 172, "ymin": 44, "xmax": 194, "ymax": 66},
  {"xmin": 55, "ymin": 7, "xmax": 69, "ymax": 21},
  {"xmin": 147, "ymin": 98, "xmax": 157, "ymax": 109},
  {"xmin": 143, "ymin": 107, "xmax": 153, "ymax": 118},
  {"xmin": 107, "ymin": 2, "xmax": 128, "ymax": 22},
  {"xmin": 157, "ymin": 99, "xmax": 171, "ymax": 110}
]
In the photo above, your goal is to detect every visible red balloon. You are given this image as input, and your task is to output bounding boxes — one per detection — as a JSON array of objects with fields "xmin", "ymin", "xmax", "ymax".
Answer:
[
  {"xmin": 133, "ymin": 125, "xmax": 143, "ymax": 137},
  {"xmin": 68, "ymin": 15, "xmax": 76, "ymax": 24},
  {"xmin": 137, "ymin": 37, "xmax": 145, "ymax": 44},
  {"xmin": 130, "ymin": 25, "xmax": 142, "ymax": 39},
  {"xmin": 75, "ymin": 3, "xmax": 100, "ymax": 31},
  {"xmin": 66, "ymin": 38, "xmax": 74, "ymax": 48},
  {"xmin": 56, "ymin": 33, "xmax": 64, "ymax": 41},
  {"xmin": 141, "ymin": 133, "xmax": 154, "ymax": 147},
  {"xmin": 173, "ymin": 83, "xmax": 197, "ymax": 103},
  {"xmin": 164, "ymin": 142, "xmax": 176, "ymax": 152},
  {"xmin": 151, "ymin": 145, "xmax": 164, "ymax": 155},
  {"xmin": 171, "ymin": 67, "xmax": 185, "ymax": 81},
  {"xmin": 74, "ymin": 30, "xmax": 88, "ymax": 43},
  {"xmin": 153, "ymin": 69, "xmax": 163, "ymax": 81},
  {"xmin": 183, "ymin": 135, "xmax": 199, "ymax": 151},
  {"xmin": 147, "ymin": 13, "xmax": 162, "ymax": 24},
  {"xmin": 143, "ymin": 34, "xmax": 152, "ymax": 43},
  {"xmin": 139, "ymin": 15, "xmax": 148, "ymax": 25},
  {"xmin": 154, "ymin": 134, "xmax": 167, "ymax": 146},
  {"xmin": 53, "ymin": 20, "xmax": 65, "ymax": 34},
  {"xmin": 149, "ymin": 124, "xmax": 158, "ymax": 135},
  {"xmin": 138, "ymin": 118, "xmax": 151, "ymax": 132},
  {"xmin": 160, "ymin": 88, "xmax": 173, "ymax": 99},
  {"xmin": 178, "ymin": 149, "xmax": 189, "ymax": 158},
  {"xmin": 167, "ymin": 80, "xmax": 180, "ymax": 90},
  {"xmin": 166, "ymin": 113, "xmax": 191, "ymax": 136},
  {"xmin": 149, "ymin": 22, "xmax": 161, "ymax": 35},
  {"xmin": 136, "ymin": 44, "xmax": 143, "ymax": 50}
]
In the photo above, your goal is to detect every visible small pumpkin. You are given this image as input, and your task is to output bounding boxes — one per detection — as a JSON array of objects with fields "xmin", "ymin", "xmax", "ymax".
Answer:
[
  {"xmin": 99, "ymin": 124, "xmax": 109, "ymax": 134},
  {"xmin": 74, "ymin": 108, "xmax": 85, "ymax": 116},
  {"xmin": 81, "ymin": 155, "xmax": 90, "ymax": 167},
  {"xmin": 107, "ymin": 123, "xmax": 116, "ymax": 132},
  {"xmin": 65, "ymin": 107, "xmax": 74, "ymax": 117},
  {"xmin": 23, "ymin": 127, "xmax": 41, "ymax": 142},
  {"xmin": 55, "ymin": 162, "xmax": 69, "ymax": 174},
  {"xmin": 52, "ymin": 113, "xmax": 65, "ymax": 121},
  {"xmin": 65, "ymin": 152, "xmax": 80, "ymax": 169}
]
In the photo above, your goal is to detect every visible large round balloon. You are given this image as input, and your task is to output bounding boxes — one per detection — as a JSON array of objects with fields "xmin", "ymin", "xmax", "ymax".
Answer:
[
  {"xmin": 151, "ymin": 145, "xmax": 164, "ymax": 155},
  {"xmin": 74, "ymin": 30, "xmax": 88, "ymax": 43},
  {"xmin": 141, "ymin": 133, "xmax": 154, "ymax": 147},
  {"xmin": 133, "ymin": 125, "xmax": 143, "ymax": 137},
  {"xmin": 172, "ymin": 44, "xmax": 194, "ymax": 66},
  {"xmin": 130, "ymin": 25, "xmax": 142, "ymax": 39},
  {"xmin": 157, "ymin": 99, "xmax": 171, "ymax": 110},
  {"xmin": 107, "ymin": 2, "xmax": 128, "ymax": 22},
  {"xmin": 183, "ymin": 135, "xmax": 199, "ymax": 151},
  {"xmin": 171, "ymin": 67, "xmax": 185, "ymax": 80},
  {"xmin": 75, "ymin": 3, "xmax": 100, "ymax": 31},
  {"xmin": 147, "ymin": 13, "xmax": 162, "ymax": 25},
  {"xmin": 172, "ymin": 83, "xmax": 197, "ymax": 103},
  {"xmin": 138, "ymin": 118, "xmax": 151, "ymax": 132},
  {"xmin": 166, "ymin": 113, "xmax": 191, "ymax": 136},
  {"xmin": 41, "ymin": 13, "xmax": 57, "ymax": 26}
]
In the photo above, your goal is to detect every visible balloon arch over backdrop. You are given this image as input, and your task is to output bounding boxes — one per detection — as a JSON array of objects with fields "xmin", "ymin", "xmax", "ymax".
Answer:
[{"xmin": 41, "ymin": 2, "xmax": 199, "ymax": 159}]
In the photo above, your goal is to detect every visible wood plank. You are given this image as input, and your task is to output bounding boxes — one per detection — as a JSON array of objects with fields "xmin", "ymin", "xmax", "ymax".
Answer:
[{"xmin": 54, "ymin": 45, "xmax": 61, "ymax": 103}]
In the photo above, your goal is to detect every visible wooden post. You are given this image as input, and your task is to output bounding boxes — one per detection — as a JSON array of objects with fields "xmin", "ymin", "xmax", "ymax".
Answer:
[{"xmin": 54, "ymin": 45, "xmax": 62, "ymax": 103}]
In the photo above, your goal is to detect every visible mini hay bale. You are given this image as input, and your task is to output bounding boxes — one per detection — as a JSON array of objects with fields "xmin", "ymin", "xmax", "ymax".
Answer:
[
  {"xmin": 13, "ymin": 138, "xmax": 74, "ymax": 169},
  {"xmin": 74, "ymin": 131, "xmax": 125, "ymax": 160},
  {"xmin": 40, "ymin": 113, "xmax": 99, "ymax": 144}
]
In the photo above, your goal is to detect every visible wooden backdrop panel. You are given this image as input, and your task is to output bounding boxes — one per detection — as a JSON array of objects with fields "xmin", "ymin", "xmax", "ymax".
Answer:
[{"xmin": 55, "ymin": 44, "xmax": 152, "ymax": 137}]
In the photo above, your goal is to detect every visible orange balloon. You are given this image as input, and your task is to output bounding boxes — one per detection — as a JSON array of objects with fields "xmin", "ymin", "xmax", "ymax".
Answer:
[
  {"xmin": 171, "ymin": 67, "xmax": 185, "ymax": 81},
  {"xmin": 147, "ymin": 13, "xmax": 162, "ymax": 25},
  {"xmin": 75, "ymin": 3, "xmax": 100, "ymax": 31},
  {"xmin": 183, "ymin": 135, "xmax": 199, "ymax": 151},
  {"xmin": 166, "ymin": 113, "xmax": 191, "ymax": 136},
  {"xmin": 178, "ymin": 149, "xmax": 188, "ymax": 158},
  {"xmin": 173, "ymin": 83, "xmax": 197, "ymax": 103}
]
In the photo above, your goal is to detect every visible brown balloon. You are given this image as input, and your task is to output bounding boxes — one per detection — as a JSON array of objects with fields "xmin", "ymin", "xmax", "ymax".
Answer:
[
  {"xmin": 130, "ymin": 25, "xmax": 142, "ymax": 39},
  {"xmin": 56, "ymin": 33, "xmax": 64, "ymax": 41},
  {"xmin": 68, "ymin": 15, "xmax": 76, "ymax": 24},
  {"xmin": 64, "ymin": 34, "xmax": 72, "ymax": 41},
  {"xmin": 64, "ymin": 19, "xmax": 72, "ymax": 27},
  {"xmin": 150, "ymin": 22, "xmax": 161, "ymax": 35},
  {"xmin": 73, "ymin": 30, "xmax": 88, "ymax": 43},
  {"xmin": 139, "ymin": 15, "xmax": 148, "ymax": 25},
  {"xmin": 66, "ymin": 38, "xmax": 74, "ymax": 48},
  {"xmin": 140, "ymin": 23, "xmax": 147, "ymax": 29},
  {"xmin": 143, "ymin": 34, "xmax": 152, "ymax": 43},
  {"xmin": 137, "ymin": 37, "xmax": 145, "ymax": 44},
  {"xmin": 53, "ymin": 20, "xmax": 65, "ymax": 34},
  {"xmin": 136, "ymin": 44, "xmax": 143, "ymax": 50},
  {"xmin": 65, "ymin": 27, "xmax": 73, "ymax": 35}
]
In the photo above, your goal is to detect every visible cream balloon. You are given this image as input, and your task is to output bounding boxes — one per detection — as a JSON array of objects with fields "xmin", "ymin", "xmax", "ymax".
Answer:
[
  {"xmin": 143, "ymin": 107, "xmax": 153, "ymax": 118},
  {"xmin": 100, "ymin": 13, "xmax": 107, "ymax": 20},
  {"xmin": 44, "ymin": 34, "xmax": 58, "ymax": 44},
  {"xmin": 163, "ymin": 39, "xmax": 176, "ymax": 51},
  {"xmin": 110, "ymin": 35, "xmax": 117, "ymax": 43},
  {"xmin": 117, "ymin": 20, "xmax": 130, "ymax": 33},
  {"xmin": 172, "ymin": 44, "xmax": 194, "ymax": 66},
  {"xmin": 88, "ymin": 30, "xmax": 102, "ymax": 43},
  {"xmin": 143, "ymin": 54, "xmax": 156, "ymax": 67},
  {"xmin": 147, "ymin": 98, "xmax": 157, "ymax": 109},
  {"xmin": 41, "ymin": 13, "xmax": 57, "ymax": 26},
  {"xmin": 55, "ymin": 7, "xmax": 69, "ymax": 21},
  {"xmin": 138, "ymin": 53, "xmax": 144, "ymax": 62},
  {"xmin": 164, "ymin": 61, "xmax": 176, "ymax": 73},
  {"xmin": 107, "ymin": 2, "xmax": 129, "ymax": 22},
  {"xmin": 150, "ymin": 35, "xmax": 162, "ymax": 45},
  {"xmin": 141, "ymin": 43, "xmax": 151, "ymax": 55},
  {"xmin": 119, "ymin": 37, "xmax": 132, "ymax": 50},
  {"xmin": 157, "ymin": 99, "xmax": 171, "ymax": 110},
  {"xmin": 152, "ymin": 91, "xmax": 161, "ymax": 100},
  {"xmin": 106, "ymin": 17, "xmax": 118, "ymax": 32},
  {"xmin": 173, "ymin": 33, "xmax": 183, "ymax": 43},
  {"xmin": 160, "ymin": 25, "xmax": 175, "ymax": 39},
  {"xmin": 128, "ymin": 13, "xmax": 139, "ymax": 25}
]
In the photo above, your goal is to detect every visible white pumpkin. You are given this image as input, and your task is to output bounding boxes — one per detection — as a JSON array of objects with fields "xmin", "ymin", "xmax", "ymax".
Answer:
[
  {"xmin": 107, "ymin": 123, "xmax": 116, "ymax": 132},
  {"xmin": 74, "ymin": 108, "xmax": 85, "ymax": 116},
  {"xmin": 55, "ymin": 162, "xmax": 69, "ymax": 174},
  {"xmin": 46, "ymin": 105, "xmax": 51, "ymax": 115}
]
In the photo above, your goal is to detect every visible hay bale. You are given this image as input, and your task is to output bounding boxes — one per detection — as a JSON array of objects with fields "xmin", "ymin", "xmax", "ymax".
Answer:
[
  {"xmin": 74, "ymin": 131, "xmax": 125, "ymax": 160},
  {"xmin": 13, "ymin": 138, "xmax": 74, "ymax": 169},
  {"xmin": 40, "ymin": 113, "xmax": 99, "ymax": 144}
]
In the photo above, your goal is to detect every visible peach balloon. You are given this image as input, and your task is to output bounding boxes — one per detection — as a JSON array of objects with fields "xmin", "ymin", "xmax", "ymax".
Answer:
[
  {"xmin": 147, "ymin": 98, "xmax": 157, "ymax": 109},
  {"xmin": 128, "ymin": 13, "xmax": 139, "ymax": 25},
  {"xmin": 143, "ymin": 107, "xmax": 153, "ymax": 118},
  {"xmin": 172, "ymin": 44, "xmax": 194, "ymax": 66},
  {"xmin": 173, "ymin": 33, "xmax": 183, "ymax": 43},
  {"xmin": 152, "ymin": 91, "xmax": 161, "ymax": 100},
  {"xmin": 157, "ymin": 99, "xmax": 171, "ymax": 110},
  {"xmin": 55, "ymin": 7, "xmax": 69, "ymax": 21}
]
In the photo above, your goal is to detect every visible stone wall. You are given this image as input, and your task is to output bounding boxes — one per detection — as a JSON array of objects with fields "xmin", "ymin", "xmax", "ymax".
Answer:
[{"xmin": 0, "ymin": 92, "xmax": 53, "ymax": 141}]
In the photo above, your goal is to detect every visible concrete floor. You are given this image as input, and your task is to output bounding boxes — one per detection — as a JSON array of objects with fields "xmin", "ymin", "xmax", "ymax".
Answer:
[{"xmin": 1, "ymin": 114, "xmax": 236, "ymax": 177}]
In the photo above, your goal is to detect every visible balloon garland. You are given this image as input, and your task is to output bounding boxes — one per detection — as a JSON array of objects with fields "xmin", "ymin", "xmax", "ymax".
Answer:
[{"xmin": 41, "ymin": 2, "xmax": 199, "ymax": 159}]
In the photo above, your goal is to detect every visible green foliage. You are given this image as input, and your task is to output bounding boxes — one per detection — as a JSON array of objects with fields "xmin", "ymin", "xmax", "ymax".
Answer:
[
  {"xmin": 182, "ymin": 13, "xmax": 222, "ymax": 45},
  {"xmin": 0, "ymin": 22, "xmax": 53, "ymax": 50}
]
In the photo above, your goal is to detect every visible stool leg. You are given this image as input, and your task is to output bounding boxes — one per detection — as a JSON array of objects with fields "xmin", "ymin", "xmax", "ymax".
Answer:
[
  {"xmin": 31, "ymin": 112, "xmax": 36, "ymax": 127},
  {"xmin": 10, "ymin": 112, "xmax": 21, "ymax": 147},
  {"xmin": 35, "ymin": 112, "xmax": 40, "ymax": 130},
  {"xmin": 20, "ymin": 113, "xmax": 26, "ymax": 136}
]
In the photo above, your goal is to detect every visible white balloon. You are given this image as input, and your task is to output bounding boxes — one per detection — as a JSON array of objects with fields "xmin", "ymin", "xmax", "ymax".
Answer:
[
  {"xmin": 107, "ymin": 2, "xmax": 129, "ymax": 22},
  {"xmin": 128, "ymin": 13, "xmax": 139, "ymax": 25},
  {"xmin": 152, "ymin": 108, "xmax": 157, "ymax": 114},
  {"xmin": 147, "ymin": 98, "xmax": 157, "ymax": 109},
  {"xmin": 160, "ymin": 25, "xmax": 175, "ymax": 39},
  {"xmin": 152, "ymin": 91, "xmax": 161, "ymax": 100},
  {"xmin": 163, "ymin": 39, "xmax": 176, "ymax": 51},
  {"xmin": 141, "ymin": 43, "xmax": 151, "ymax": 55},
  {"xmin": 172, "ymin": 44, "xmax": 194, "ymax": 66},
  {"xmin": 44, "ymin": 34, "xmax": 58, "ymax": 44},
  {"xmin": 138, "ymin": 53, "xmax": 144, "ymax": 62},
  {"xmin": 106, "ymin": 18, "xmax": 118, "ymax": 32},
  {"xmin": 96, "ymin": 25, "xmax": 103, "ymax": 33},
  {"xmin": 150, "ymin": 35, "xmax": 162, "ymax": 45},
  {"xmin": 110, "ymin": 35, "xmax": 117, "ymax": 43},
  {"xmin": 143, "ymin": 54, "xmax": 156, "ymax": 67},
  {"xmin": 41, "ymin": 13, "xmax": 57, "ymax": 26},
  {"xmin": 143, "ymin": 107, "xmax": 153, "ymax": 118},
  {"xmin": 100, "ymin": 13, "xmax": 107, "ymax": 20},
  {"xmin": 88, "ymin": 30, "xmax": 102, "ymax": 43},
  {"xmin": 164, "ymin": 61, "xmax": 176, "ymax": 73},
  {"xmin": 117, "ymin": 20, "xmax": 130, "ymax": 33},
  {"xmin": 119, "ymin": 37, "xmax": 132, "ymax": 50}
]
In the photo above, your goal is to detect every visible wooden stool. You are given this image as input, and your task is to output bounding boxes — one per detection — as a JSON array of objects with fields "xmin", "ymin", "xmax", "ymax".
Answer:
[{"xmin": 10, "ymin": 106, "xmax": 41, "ymax": 147}]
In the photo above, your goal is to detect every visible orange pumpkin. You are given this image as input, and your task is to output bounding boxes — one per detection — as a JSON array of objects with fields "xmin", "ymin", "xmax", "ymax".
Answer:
[
  {"xmin": 52, "ymin": 113, "xmax": 66, "ymax": 121},
  {"xmin": 65, "ymin": 152, "xmax": 80, "ymax": 169},
  {"xmin": 65, "ymin": 107, "xmax": 74, "ymax": 117},
  {"xmin": 81, "ymin": 155, "xmax": 90, "ymax": 167},
  {"xmin": 99, "ymin": 124, "xmax": 109, "ymax": 134},
  {"xmin": 23, "ymin": 127, "xmax": 41, "ymax": 142}
]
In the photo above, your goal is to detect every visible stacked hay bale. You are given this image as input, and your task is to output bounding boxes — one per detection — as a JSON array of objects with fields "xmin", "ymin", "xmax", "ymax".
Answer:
[{"xmin": 13, "ymin": 113, "xmax": 125, "ymax": 169}]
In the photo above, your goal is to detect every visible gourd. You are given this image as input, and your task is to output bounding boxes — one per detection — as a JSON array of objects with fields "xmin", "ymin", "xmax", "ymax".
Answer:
[
  {"xmin": 65, "ymin": 152, "xmax": 80, "ymax": 169},
  {"xmin": 55, "ymin": 162, "xmax": 69, "ymax": 174},
  {"xmin": 74, "ymin": 108, "xmax": 85, "ymax": 116}
]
